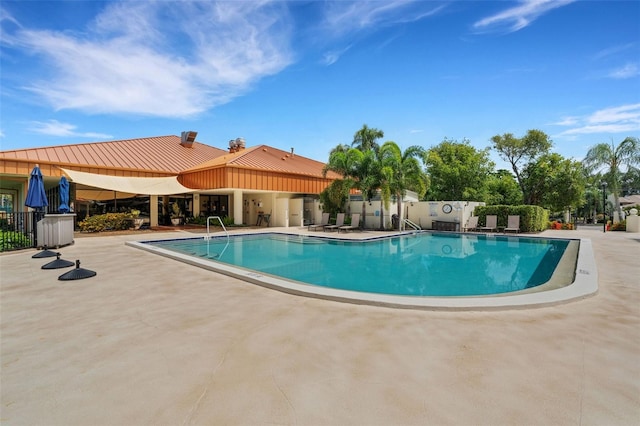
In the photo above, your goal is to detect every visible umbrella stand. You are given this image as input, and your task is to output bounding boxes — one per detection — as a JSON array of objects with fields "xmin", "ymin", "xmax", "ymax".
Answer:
[
  {"xmin": 41, "ymin": 253, "xmax": 74, "ymax": 269},
  {"xmin": 59, "ymin": 260, "xmax": 97, "ymax": 280},
  {"xmin": 32, "ymin": 245, "xmax": 58, "ymax": 258}
]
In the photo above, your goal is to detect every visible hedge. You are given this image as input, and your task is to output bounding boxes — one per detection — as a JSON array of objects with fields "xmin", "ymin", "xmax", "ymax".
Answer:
[
  {"xmin": 78, "ymin": 213, "xmax": 135, "ymax": 232},
  {"xmin": 473, "ymin": 205, "xmax": 549, "ymax": 233}
]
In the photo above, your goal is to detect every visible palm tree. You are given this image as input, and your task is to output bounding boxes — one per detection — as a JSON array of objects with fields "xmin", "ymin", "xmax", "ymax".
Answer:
[
  {"xmin": 323, "ymin": 147, "xmax": 380, "ymax": 226},
  {"xmin": 379, "ymin": 142, "xmax": 427, "ymax": 230},
  {"xmin": 352, "ymin": 124, "xmax": 384, "ymax": 152},
  {"xmin": 583, "ymin": 137, "xmax": 640, "ymax": 220}
]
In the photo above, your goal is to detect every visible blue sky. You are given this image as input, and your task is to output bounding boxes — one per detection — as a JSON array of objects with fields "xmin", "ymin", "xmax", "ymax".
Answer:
[{"xmin": 1, "ymin": 0, "xmax": 639, "ymax": 170}]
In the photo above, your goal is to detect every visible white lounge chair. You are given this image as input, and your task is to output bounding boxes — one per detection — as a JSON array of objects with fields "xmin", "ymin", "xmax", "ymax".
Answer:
[
  {"xmin": 479, "ymin": 215, "xmax": 497, "ymax": 233},
  {"xmin": 504, "ymin": 215, "xmax": 520, "ymax": 233},
  {"xmin": 338, "ymin": 213, "xmax": 361, "ymax": 233},
  {"xmin": 308, "ymin": 212, "xmax": 330, "ymax": 231},
  {"xmin": 324, "ymin": 213, "xmax": 345, "ymax": 232}
]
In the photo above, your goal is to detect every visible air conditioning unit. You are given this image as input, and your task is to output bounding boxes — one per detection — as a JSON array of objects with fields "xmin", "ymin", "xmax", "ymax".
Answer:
[{"xmin": 180, "ymin": 131, "xmax": 197, "ymax": 147}]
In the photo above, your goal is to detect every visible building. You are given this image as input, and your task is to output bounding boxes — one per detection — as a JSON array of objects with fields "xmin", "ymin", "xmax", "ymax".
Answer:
[{"xmin": 0, "ymin": 132, "xmax": 340, "ymax": 227}]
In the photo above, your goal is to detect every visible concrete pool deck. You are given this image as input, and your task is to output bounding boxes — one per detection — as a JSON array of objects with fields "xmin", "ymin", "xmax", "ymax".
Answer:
[{"xmin": 1, "ymin": 226, "xmax": 639, "ymax": 424}]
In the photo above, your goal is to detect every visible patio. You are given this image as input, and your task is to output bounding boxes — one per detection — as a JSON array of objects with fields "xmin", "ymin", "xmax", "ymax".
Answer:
[{"xmin": 1, "ymin": 226, "xmax": 639, "ymax": 425}]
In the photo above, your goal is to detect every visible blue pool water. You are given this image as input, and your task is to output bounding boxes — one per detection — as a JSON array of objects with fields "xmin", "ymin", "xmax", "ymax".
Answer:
[{"xmin": 143, "ymin": 233, "xmax": 571, "ymax": 297}]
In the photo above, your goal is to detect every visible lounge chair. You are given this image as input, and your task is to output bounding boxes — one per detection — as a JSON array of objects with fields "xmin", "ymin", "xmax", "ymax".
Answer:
[
  {"xmin": 463, "ymin": 216, "xmax": 479, "ymax": 232},
  {"xmin": 479, "ymin": 215, "xmax": 497, "ymax": 233},
  {"xmin": 308, "ymin": 212, "xmax": 330, "ymax": 231},
  {"xmin": 504, "ymin": 215, "xmax": 520, "ymax": 233},
  {"xmin": 338, "ymin": 213, "xmax": 361, "ymax": 233},
  {"xmin": 324, "ymin": 213, "xmax": 345, "ymax": 232}
]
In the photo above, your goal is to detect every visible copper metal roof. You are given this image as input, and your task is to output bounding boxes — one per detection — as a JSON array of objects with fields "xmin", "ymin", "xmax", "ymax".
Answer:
[
  {"xmin": 183, "ymin": 145, "xmax": 340, "ymax": 179},
  {"xmin": 0, "ymin": 135, "xmax": 227, "ymax": 174}
]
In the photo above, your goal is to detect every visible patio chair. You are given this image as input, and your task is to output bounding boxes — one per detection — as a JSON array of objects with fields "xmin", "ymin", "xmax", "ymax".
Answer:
[
  {"xmin": 308, "ymin": 212, "xmax": 330, "ymax": 231},
  {"xmin": 504, "ymin": 215, "xmax": 520, "ymax": 233},
  {"xmin": 463, "ymin": 216, "xmax": 479, "ymax": 232},
  {"xmin": 324, "ymin": 213, "xmax": 345, "ymax": 232},
  {"xmin": 338, "ymin": 213, "xmax": 361, "ymax": 233},
  {"xmin": 479, "ymin": 215, "xmax": 497, "ymax": 233}
]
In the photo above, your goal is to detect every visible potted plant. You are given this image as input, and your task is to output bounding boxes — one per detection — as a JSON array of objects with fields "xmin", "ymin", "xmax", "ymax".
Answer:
[
  {"xmin": 170, "ymin": 202, "xmax": 181, "ymax": 226},
  {"xmin": 130, "ymin": 209, "xmax": 144, "ymax": 229}
]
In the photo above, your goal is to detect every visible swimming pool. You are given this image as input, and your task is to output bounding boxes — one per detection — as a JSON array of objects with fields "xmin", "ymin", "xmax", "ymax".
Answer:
[{"xmin": 127, "ymin": 231, "xmax": 597, "ymax": 309}]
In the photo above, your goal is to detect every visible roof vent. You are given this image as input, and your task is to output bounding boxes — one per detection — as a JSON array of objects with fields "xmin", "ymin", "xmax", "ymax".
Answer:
[
  {"xmin": 229, "ymin": 137, "xmax": 246, "ymax": 153},
  {"xmin": 180, "ymin": 131, "xmax": 197, "ymax": 147}
]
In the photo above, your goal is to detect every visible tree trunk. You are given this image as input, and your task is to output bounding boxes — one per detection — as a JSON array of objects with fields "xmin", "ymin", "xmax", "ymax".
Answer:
[{"xmin": 396, "ymin": 195, "xmax": 402, "ymax": 230}]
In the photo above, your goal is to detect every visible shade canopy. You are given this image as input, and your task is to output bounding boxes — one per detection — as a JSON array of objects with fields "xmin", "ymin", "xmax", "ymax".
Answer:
[
  {"xmin": 25, "ymin": 165, "xmax": 48, "ymax": 209},
  {"xmin": 61, "ymin": 168, "xmax": 194, "ymax": 196},
  {"xmin": 59, "ymin": 176, "xmax": 70, "ymax": 213}
]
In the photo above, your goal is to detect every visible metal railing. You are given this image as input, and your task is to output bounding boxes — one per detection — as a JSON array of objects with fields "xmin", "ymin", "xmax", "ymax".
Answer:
[
  {"xmin": 205, "ymin": 216, "xmax": 229, "ymax": 241},
  {"xmin": 403, "ymin": 218, "xmax": 421, "ymax": 231},
  {"xmin": 0, "ymin": 211, "xmax": 42, "ymax": 252}
]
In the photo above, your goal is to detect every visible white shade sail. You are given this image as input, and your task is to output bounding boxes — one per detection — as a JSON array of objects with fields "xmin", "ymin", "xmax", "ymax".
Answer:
[{"xmin": 61, "ymin": 168, "xmax": 194, "ymax": 196}]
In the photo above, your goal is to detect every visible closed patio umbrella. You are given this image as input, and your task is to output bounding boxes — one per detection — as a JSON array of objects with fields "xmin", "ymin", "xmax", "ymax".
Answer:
[
  {"xmin": 25, "ymin": 165, "xmax": 48, "ymax": 210},
  {"xmin": 59, "ymin": 176, "xmax": 70, "ymax": 213}
]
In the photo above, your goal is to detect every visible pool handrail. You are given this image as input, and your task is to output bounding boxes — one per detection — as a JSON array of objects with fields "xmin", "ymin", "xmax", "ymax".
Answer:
[
  {"xmin": 403, "ymin": 218, "xmax": 421, "ymax": 231},
  {"xmin": 205, "ymin": 216, "xmax": 229, "ymax": 242}
]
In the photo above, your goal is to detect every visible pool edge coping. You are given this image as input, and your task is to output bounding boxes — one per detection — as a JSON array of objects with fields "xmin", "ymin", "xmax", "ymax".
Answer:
[{"xmin": 125, "ymin": 233, "xmax": 598, "ymax": 311}]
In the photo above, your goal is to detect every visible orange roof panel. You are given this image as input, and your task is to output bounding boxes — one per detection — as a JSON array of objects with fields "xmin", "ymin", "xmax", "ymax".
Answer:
[
  {"xmin": 183, "ymin": 145, "xmax": 341, "ymax": 179},
  {"xmin": 0, "ymin": 135, "xmax": 227, "ymax": 174}
]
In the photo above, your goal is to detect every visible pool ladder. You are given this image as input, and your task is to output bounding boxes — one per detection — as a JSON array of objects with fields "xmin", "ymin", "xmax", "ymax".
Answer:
[
  {"xmin": 205, "ymin": 216, "xmax": 229, "ymax": 242},
  {"xmin": 403, "ymin": 218, "xmax": 421, "ymax": 232}
]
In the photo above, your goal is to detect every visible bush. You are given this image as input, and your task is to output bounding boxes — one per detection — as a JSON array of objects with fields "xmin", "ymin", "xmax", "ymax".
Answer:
[
  {"xmin": 0, "ymin": 231, "xmax": 32, "ymax": 252},
  {"xmin": 78, "ymin": 213, "xmax": 135, "ymax": 232},
  {"xmin": 474, "ymin": 205, "xmax": 549, "ymax": 232},
  {"xmin": 611, "ymin": 220, "xmax": 626, "ymax": 231}
]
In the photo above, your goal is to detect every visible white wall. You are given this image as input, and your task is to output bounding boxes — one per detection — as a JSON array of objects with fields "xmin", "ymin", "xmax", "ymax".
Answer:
[
  {"xmin": 406, "ymin": 201, "xmax": 485, "ymax": 230},
  {"xmin": 347, "ymin": 200, "xmax": 395, "ymax": 230}
]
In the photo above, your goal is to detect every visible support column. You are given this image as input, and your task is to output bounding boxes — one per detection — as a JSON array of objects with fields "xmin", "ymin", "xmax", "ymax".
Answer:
[
  {"xmin": 193, "ymin": 193, "xmax": 200, "ymax": 218},
  {"xmin": 150, "ymin": 195, "xmax": 159, "ymax": 227},
  {"xmin": 233, "ymin": 190, "xmax": 243, "ymax": 225}
]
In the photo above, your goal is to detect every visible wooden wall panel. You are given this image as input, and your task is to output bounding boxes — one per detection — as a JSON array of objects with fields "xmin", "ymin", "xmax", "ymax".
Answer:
[{"xmin": 177, "ymin": 166, "xmax": 335, "ymax": 194}]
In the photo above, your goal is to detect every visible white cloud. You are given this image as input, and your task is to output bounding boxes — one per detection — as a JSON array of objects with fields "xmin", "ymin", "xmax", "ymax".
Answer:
[
  {"xmin": 608, "ymin": 63, "xmax": 639, "ymax": 79},
  {"xmin": 321, "ymin": 45, "xmax": 352, "ymax": 66},
  {"xmin": 557, "ymin": 103, "xmax": 640, "ymax": 136},
  {"xmin": 592, "ymin": 43, "xmax": 636, "ymax": 60},
  {"xmin": 473, "ymin": 0, "xmax": 575, "ymax": 34},
  {"xmin": 321, "ymin": 1, "xmax": 446, "ymax": 37},
  {"xmin": 552, "ymin": 116, "xmax": 580, "ymax": 126},
  {"xmin": 28, "ymin": 120, "xmax": 113, "ymax": 139},
  {"xmin": 7, "ymin": 2, "xmax": 294, "ymax": 118}
]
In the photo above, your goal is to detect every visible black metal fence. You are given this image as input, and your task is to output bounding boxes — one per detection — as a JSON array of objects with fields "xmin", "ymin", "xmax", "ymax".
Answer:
[{"xmin": 0, "ymin": 211, "xmax": 42, "ymax": 252}]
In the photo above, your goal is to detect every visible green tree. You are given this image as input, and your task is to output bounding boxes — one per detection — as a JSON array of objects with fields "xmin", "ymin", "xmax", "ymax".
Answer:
[
  {"xmin": 620, "ymin": 167, "xmax": 640, "ymax": 196},
  {"xmin": 319, "ymin": 179, "xmax": 351, "ymax": 216},
  {"xmin": 490, "ymin": 129, "xmax": 553, "ymax": 204},
  {"xmin": 485, "ymin": 169, "xmax": 523, "ymax": 205},
  {"xmin": 521, "ymin": 153, "xmax": 585, "ymax": 212},
  {"xmin": 424, "ymin": 139, "xmax": 495, "ymax": 201},
  {"xmin": 379, "ymin": 141, "xmax": 427, "ymax": 230},
  {"xmin": 323, "ymin": 146, "xmax": 380, "ymax": 226},
  {"xmin": 583, "ymin": 137, "xmax": 640, "ymax": 218},
  {"xmin": 352, "ymin": 124, "xmax": 384, "ymax": 152}
]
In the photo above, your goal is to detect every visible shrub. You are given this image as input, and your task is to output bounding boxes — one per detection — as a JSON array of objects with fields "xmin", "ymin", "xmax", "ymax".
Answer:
[
  {"xmin": 0, "ymin": 231, "xmax": 32, "ymax": 252},
  {"xmin": 78, "ymin": 213, "xmax": 134, "ymax": 232},
  {"xmin": 474, "ymin": 205, "xmax": 548, "ymax": 232},
  {"xmin": 611, "ymin": 220, "xmax": 626, "ymax": 231}
]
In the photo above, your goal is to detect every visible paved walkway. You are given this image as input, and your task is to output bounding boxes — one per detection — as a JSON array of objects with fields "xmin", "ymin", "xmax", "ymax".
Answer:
[{"xmin": 1, "ymin": 226, "xmax": 639, "ymax": 425}]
